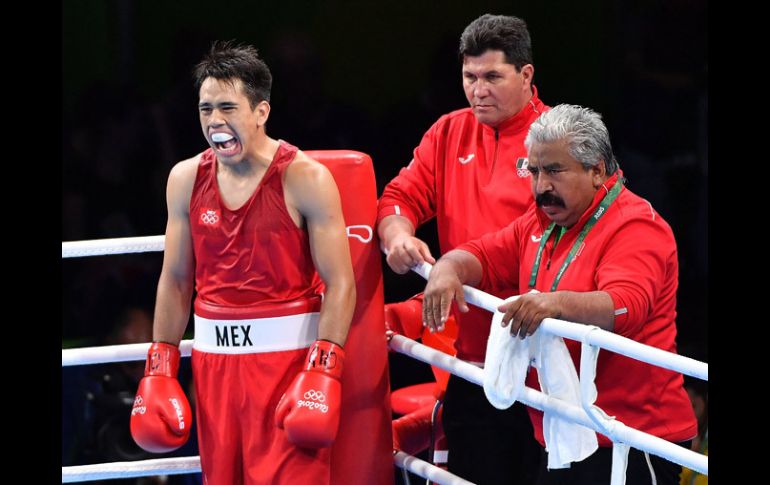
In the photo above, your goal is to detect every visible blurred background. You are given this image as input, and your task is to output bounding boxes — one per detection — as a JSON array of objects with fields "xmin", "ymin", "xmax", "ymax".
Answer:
[{"xmin": 62, "ymin": 0, "xmax": 707, "ymax": 481}]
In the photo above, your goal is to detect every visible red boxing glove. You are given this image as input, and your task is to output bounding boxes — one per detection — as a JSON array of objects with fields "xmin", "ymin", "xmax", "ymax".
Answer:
[
  {"xmin": 130, "ymin": 342, "xmax": 192, "ymax": 453},
  {"xmin": 275, "ymin": 339, "xmax": 345, "ymax": 448}
]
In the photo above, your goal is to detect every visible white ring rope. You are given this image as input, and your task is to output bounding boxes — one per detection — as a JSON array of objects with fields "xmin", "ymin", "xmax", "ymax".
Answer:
[
  {"xmin": 406, "ymin": 260, "xmax": 707, "ymax": 475},
  {"xmin": 393, "ymin": 451, "xmax": 475, "ymax": 485},
  {"xmin": 60, "ymin": 452, "xmax": 469, "ymax": 484},
  {"xmin": 62, "ymin": 235, "xmax": 165, "ymax": 258},
  {"xmin": 62, "ymin": 456, "xmax": 201, "ymax": 483},
  {"xmin": 410, "ymin": 262, "xmax": 707, "ymax": 381},
  {"xmin": 61, "ymin": 236, "xmax": 467, "ymax": 484},
  {"xmin": 62, "ymin": 340, "xmax": 194, "ymax": 366},
  {"xmin": 61, "ymin": 236, "xmax": 707, "ymax": 482},
  {"xmin": 61, "ymin": 241, "xmax": 706, "ymax": 379},
  {"xmin": 60, "ymin": 337, "xmax": 707, "ymax": 482},
  {"xmin": 388, "ymin": 335, "xmax": 708, "ymax": 476}
]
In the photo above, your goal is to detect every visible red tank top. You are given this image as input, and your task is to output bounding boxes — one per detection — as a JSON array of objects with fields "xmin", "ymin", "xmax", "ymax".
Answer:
[{"xmin": 190, "ymin": 140, "xmax": 322, "ymax": 310}]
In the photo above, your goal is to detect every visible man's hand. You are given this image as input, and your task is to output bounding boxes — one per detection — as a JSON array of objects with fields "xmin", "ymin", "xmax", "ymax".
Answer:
[
  {"xmin": 130, "ymin": 342, "xmax": 192, "ymax": 453},
  {"xmin": 422, "ymin": 260, "xmax": 469, "ymax": 333},
  {"xmin": 385, "ymin": 233, "xmax": 436, "ymax": 274},
  {"xmin": 275, "ymin": 340, "xmax": 345, "ymax": 448},
  {"xmin": 498, "ymin": 292, "xmax": 562, "ymax": 339}
]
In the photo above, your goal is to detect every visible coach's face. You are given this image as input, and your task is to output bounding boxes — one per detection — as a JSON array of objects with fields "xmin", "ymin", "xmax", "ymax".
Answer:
[
  {"xmin": 462, "ymin": 49, "xmax": 533, "ymax": 128},
  {"xmin": 527, "ymin": 139, "xmax": 606, "ymax": 228}
]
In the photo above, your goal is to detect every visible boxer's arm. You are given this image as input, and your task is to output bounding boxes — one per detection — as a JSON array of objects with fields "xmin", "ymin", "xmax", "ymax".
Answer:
[
  {"xmin": 276, "ymin": 155, "xmax": 354, "ymax": 448},
  {"xmin": 152, "ymin": 156, "xmax": 198, "ymax": 346},
  {"xmin": 131, "ymin": 157, "xmax": 197, "ymax": 453},
  {"xmin": 285, "ymin": 156, "xmax": 355, "ymax": 347}
]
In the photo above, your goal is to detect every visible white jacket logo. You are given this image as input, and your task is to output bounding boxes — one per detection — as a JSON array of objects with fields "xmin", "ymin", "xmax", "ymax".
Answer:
[
  {"xmin": 516, "ymin": 157, "xmax": 531, "ymax": 178},
  {"xmin": 459, "ymin": 154, "xmax": 475, "ymax": 164}
]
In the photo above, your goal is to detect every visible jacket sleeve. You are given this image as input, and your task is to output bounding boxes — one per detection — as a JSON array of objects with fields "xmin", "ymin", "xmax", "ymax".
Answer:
[
  {"xmin": 595, "ymin": 217, "xmax": 678, "ymax": 337},
  {"xmin": 377, "ymin": 118, "xmax": 443, "ymax": 229}
]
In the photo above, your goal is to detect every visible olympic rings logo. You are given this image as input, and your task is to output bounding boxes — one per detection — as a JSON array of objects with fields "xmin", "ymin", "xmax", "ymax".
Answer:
[
  {"xmin": 200, "ymin": 210, "xmax": 220, "ymax": 225},
  {"xmin": 303, "ymin": 390, "xmax": 326, "ymax": 402}
]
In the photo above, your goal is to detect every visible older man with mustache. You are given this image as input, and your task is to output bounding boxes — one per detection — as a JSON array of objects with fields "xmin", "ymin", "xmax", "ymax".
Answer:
[{"xmin": 423, "ymin": 104, "xmax": 697, "ymax": 484}]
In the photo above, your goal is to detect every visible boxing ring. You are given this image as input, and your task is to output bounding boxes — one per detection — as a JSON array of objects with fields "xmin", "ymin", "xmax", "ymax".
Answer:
[{"xmin": 62, "ymin": 235, "xmax": 707, "ymax": 484}]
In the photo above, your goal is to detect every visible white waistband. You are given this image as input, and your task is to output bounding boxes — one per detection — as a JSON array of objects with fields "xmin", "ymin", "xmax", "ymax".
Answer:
[{"xmin": 193, "ymin": 312, "xmax": 319, "ymax": 354}]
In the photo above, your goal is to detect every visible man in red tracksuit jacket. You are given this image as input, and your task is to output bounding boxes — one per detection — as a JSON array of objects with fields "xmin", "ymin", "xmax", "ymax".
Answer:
[
  {"xmin": 423, "ymin": 104, "xmax": 697, "ymax": 485},
  {"xmin": 377, "ymin": 13, "xmax": 545, "ymax": 484}
]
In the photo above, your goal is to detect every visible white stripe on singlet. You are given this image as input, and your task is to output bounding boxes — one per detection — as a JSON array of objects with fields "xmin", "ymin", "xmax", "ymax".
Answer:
[{"xmin": 193, "ymin": 312, "xmax": 319, "ymax": 354}]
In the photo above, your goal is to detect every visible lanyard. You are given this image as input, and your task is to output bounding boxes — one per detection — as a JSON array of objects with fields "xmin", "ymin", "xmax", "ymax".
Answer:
[{"xmin": 528, "ymin": 181, "xmax": 623, "ymax": 291}]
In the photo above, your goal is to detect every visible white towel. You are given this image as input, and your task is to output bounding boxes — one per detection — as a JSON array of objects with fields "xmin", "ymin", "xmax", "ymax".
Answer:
[
  {"xmin": 483, "ymin": 296, "xmax": 598, "ymax": 469},
  {"xmin": 482, "ymin": 308, "xmax": 531, "ymax": 410}
]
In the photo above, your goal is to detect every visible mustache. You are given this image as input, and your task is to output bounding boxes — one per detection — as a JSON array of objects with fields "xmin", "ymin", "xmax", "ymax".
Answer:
[{"xmin": 535, "ymin": 192, "xmax": 565, "ymax": 208}]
